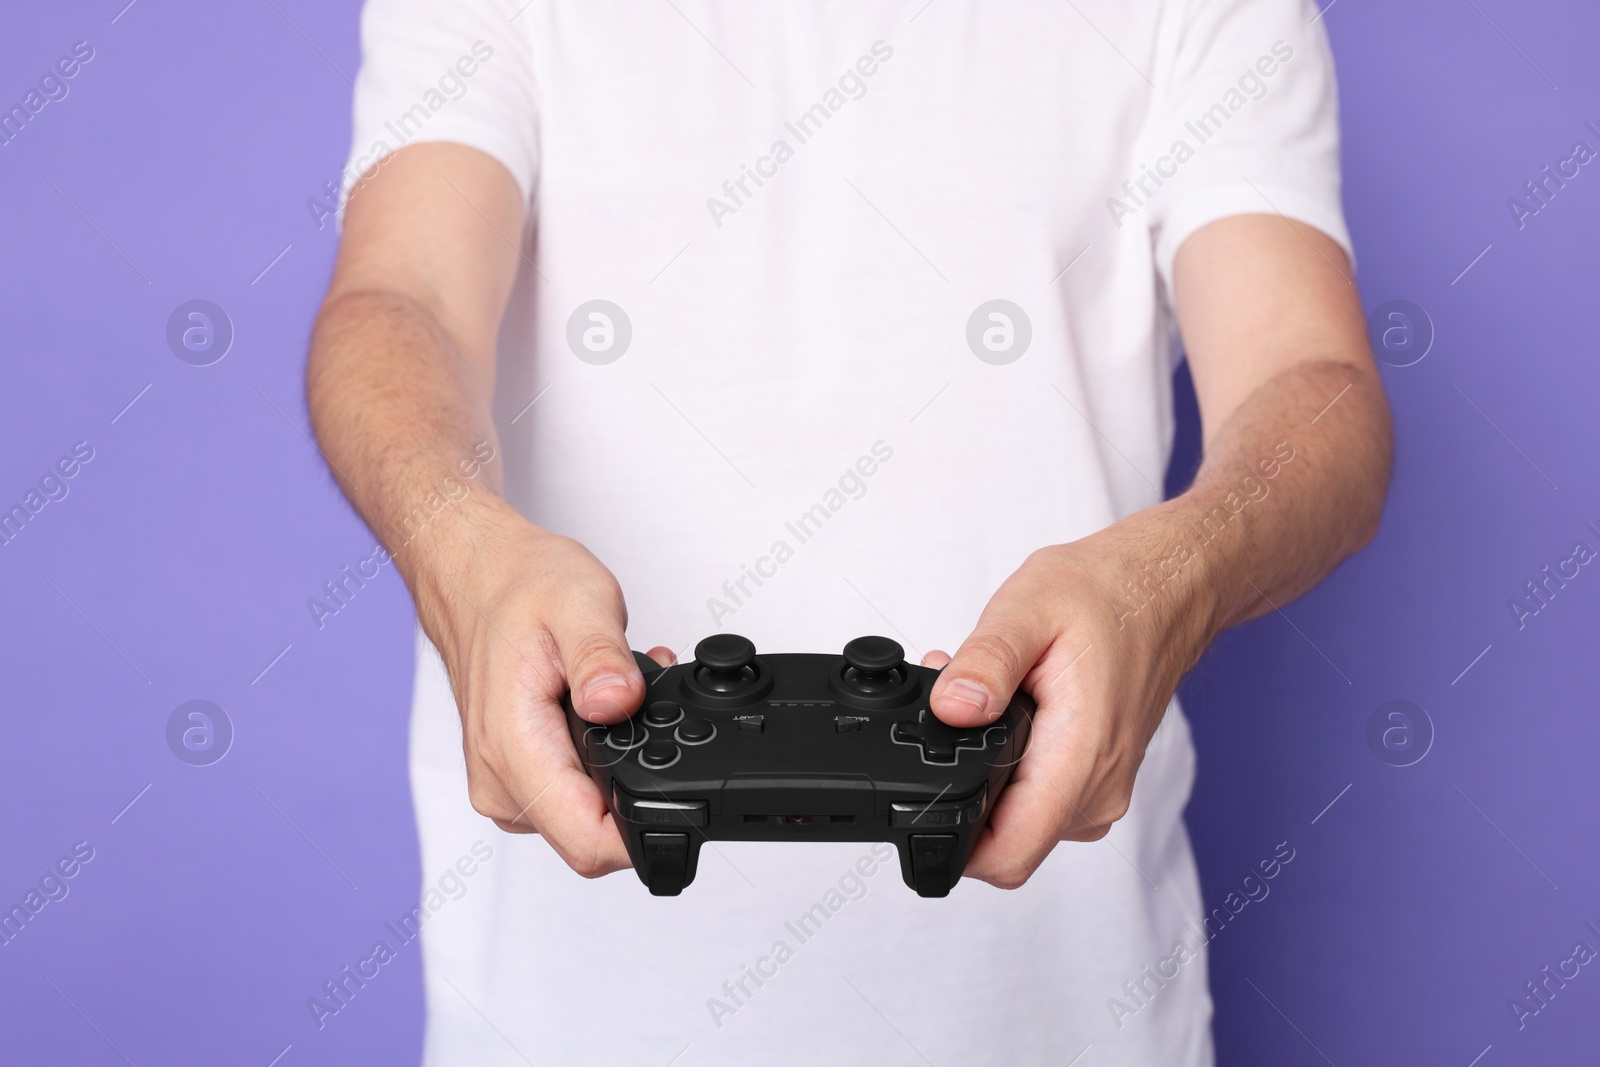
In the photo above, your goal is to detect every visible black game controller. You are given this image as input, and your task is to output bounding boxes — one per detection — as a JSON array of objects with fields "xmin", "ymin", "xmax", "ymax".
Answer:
[{"xmin": 564, "ymin": 634, "xmax": 1033, "ymax": 898}]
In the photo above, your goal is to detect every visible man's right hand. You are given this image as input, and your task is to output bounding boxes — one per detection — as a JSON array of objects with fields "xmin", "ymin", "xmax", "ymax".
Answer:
[
  {"xmin": 415, "ymin": 500, "xmax": 673, "ymax": 879},
  {"xmin": 308, "ymin": 143, "xmax": 673, "ymax": 882}
]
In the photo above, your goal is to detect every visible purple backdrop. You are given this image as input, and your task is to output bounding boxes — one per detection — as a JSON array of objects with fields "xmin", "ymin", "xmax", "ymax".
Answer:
[{"xmin": 3, "ymin": 1, "xmax": 1596, "ymax": 1064}]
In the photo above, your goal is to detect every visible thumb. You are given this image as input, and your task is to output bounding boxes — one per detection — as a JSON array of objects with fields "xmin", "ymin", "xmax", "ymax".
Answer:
[
  {"xmin": 553, "ymin": 609, "xmax": 646, "ymax": 725},
  {"xmin": 930, "ymin": 602, "xmax": 1051, "ymax": 728}
]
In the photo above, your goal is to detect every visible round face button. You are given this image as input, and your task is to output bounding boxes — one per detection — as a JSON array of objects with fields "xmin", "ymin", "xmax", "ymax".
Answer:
[
  {"xmin": 638, "ymin": 739, "xmax": 681, "ymax": 769},
  {"xmin": 604, "ymin": 719, "xmax": 649, "ymax": 751},
  {"xmin": 644, "ymin": 701, "xmax": 684, "ymax": 728},
  {"xmin": 676, "ymin": 718, "xmax": 716, "ymax": 745}
]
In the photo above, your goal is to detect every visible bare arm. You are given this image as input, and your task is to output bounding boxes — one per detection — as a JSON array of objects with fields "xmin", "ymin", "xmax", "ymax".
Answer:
[
  {"xmin": 926, "ymin": 214, "xmax": 1392, "ymax": 888},
  {"xmin": 308, "ymin": 142, "xmax": 654, "ymax": 878},
  {"xmin": 308, "ymin": 142, "xmax": 519, "ymax": 579},
  {"xmin": 1166, "ymin": 214, "xmax": 1390, "ymax": 635}
]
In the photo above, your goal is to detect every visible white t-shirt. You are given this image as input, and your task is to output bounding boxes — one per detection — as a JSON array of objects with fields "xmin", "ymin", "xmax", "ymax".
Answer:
[{"xmin": 346, "ymin": 2, "xmax": 1348, "ymax": 1063}]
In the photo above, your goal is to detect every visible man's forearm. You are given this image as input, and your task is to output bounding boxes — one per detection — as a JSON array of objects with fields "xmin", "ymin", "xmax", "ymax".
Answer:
[
  {"xmin": 307, "ymin": 287, "xmax": 519, "ymax": 630},
  {"xmin": 1098, "ymin": 357, "xmax": 1392, "ymax": 658},
  {"xmin": 303, "ymin": 145, "xmax": 644, "ymax": 876}
]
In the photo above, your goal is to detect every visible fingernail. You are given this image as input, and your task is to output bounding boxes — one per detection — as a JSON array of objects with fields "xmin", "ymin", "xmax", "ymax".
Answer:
[
  {"xmin": 941, "ymin": 678, "xmax": 990, "ymax": 717},
  {"xmin": 580, "ymin": 674, "xmax": 628, "ymax": 704}
]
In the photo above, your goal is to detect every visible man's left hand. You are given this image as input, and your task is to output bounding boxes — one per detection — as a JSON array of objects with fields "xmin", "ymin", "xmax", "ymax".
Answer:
[{"xmin": 924, "ymin": 523, "xmax": 1214, "ymax": 889}]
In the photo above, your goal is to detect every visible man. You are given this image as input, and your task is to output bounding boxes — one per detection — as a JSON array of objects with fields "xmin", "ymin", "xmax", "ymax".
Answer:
[{"xmin": 307, "ymin": 0, "xmax": 1389, "ymax": 1063}]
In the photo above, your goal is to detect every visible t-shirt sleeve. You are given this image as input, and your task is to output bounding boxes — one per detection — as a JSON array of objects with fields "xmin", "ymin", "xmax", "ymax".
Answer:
[
  {"xmin": 1143, "ymin": 0, "xmax": 1350, "ymax": 291},
  {"xmin": 344, "ymin": 0, "xmax": 538, "ymax": 206}
]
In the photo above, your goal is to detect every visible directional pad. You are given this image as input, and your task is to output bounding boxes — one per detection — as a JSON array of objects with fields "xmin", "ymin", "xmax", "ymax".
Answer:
[{"xmin": 890, "ymin": 709, "xmax": 990, "ymax": 765}]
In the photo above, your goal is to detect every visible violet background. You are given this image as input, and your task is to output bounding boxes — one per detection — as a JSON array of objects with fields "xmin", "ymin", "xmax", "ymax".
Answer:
[{"xmin": 2, "ymin": 1, "xmax": 1597, "ymax": 1064}]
